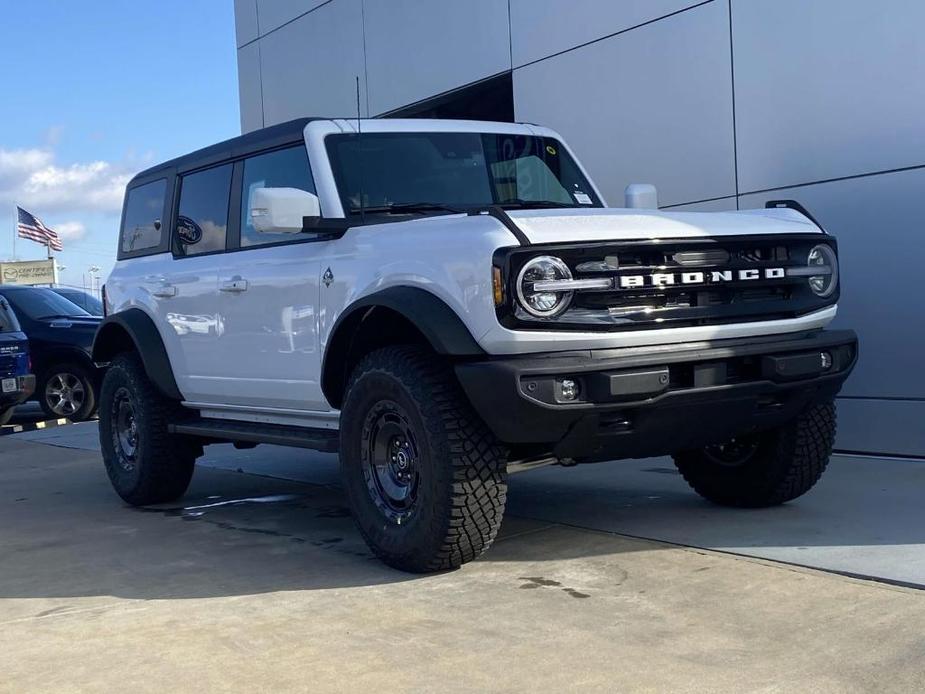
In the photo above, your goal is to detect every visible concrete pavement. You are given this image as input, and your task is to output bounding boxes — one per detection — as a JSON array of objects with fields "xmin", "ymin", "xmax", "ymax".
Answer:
[
  {"xmin": 1, "ymin": 435, "xmax": 924, "ymax": 693},
  {"xmin": 16, "ymin": 420, "xmax": 925, "ymax": 587}
]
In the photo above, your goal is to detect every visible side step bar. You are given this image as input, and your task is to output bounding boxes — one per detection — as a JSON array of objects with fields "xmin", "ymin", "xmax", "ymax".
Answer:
[
  {"xmin": 170, "ymin": 419, "xmax": 571, "ymax": 472},
  {"xmin": 169, "ymin": 419, "xmax": 339, "ymax": 453}
]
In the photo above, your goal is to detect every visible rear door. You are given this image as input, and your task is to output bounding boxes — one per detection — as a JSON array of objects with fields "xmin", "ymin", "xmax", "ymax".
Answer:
[
  {"xmin": 151, "ymin": 163, "xmax": 232, "ymax": 404},
  {"xmin": 215, "ymin": 144, "xmax": 330, "ymax": 411}
]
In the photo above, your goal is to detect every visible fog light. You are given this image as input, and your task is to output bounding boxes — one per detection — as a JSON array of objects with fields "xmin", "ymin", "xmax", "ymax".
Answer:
[
  {"xmin": 560, "ymin": 378, "xmax": 580, "ymax": 401},
  {"xmin": 821, "ymin": 352, "xmax": 833, "ymax": 370}
]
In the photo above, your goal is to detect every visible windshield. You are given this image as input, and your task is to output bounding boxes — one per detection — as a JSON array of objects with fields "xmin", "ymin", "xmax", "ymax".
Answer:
[
  {"xmin": 326, "ymin": 132, "xmax": 602, "ymax": 216},
  {"xmin": 3, "ymin": 288, "xmax": 91, "ymax": 320}
]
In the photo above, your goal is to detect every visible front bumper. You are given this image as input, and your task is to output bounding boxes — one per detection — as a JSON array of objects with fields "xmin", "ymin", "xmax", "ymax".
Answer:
[
  {"xmin": 0, "ymin": 374, "xmax": 36, "ymax": 409},
  {"xmin": 455, "ymin": 330, "xmax": 857, "ymax": 462}
]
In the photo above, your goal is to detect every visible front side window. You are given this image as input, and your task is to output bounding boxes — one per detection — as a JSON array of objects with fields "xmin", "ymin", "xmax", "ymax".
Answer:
[
  {"xmin": 240, "ymin": 146, "xmax": 316, "ymax": 247},
  {"xmin": 121, "ymin": 179, "xmax": 167, "ymax": 254},
  {"xmin": 326, "ymin": 132, "xmax": 601, "ymax": 216},
  {"xmin": 175, "ymin": 164, "xmax": 232, "ymax": 257}
]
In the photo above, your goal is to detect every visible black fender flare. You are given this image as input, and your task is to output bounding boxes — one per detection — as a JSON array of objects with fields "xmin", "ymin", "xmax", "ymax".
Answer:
[
  {"xmin": 321, "ymin": 286, "xmax": 485, "ymax": 407},
  {"xmin": 92, "ymin": 308, "xmax": 183, "ymax": 400}
]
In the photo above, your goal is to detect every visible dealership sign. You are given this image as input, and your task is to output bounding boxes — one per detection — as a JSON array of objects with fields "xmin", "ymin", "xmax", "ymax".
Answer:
[{"xmin": 0, "ymin": 259, "xmax": 57, "ymax": 286}]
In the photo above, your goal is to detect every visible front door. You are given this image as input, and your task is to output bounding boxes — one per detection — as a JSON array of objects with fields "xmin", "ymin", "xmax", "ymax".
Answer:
[{"xmin": 215, "ymin": 145, "xmax": 331, "ymax": 412}]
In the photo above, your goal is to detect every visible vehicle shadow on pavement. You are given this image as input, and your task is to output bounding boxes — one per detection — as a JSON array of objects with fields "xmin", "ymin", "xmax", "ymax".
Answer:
[
  {"xmin": 0, "ymin": 438, "xmax": 411, "ymax": 600},
  {"xmin": 0, "ymin": 437, "xmax": 657, "ymax": 602},
  {"xmin": 3, "ymin": 435, "xmax": 924, "ymax": 602}
]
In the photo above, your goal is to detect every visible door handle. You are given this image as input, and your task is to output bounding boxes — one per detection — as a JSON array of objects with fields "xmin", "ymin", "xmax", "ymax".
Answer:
[
  {"xmin": 220, "ymin": 278, "xmax": 248, "ymax": 293},
  {"xmin": 151, "ymin": 285, "xmax": 177, "ymax": 298}
]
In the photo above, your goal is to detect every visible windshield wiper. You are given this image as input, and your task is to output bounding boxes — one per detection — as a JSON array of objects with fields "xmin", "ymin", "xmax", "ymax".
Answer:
[
  {"xmin": 497, "ymin": 199, "xmax": 580, "ymax": 210},
  {"xmin": 351, "ymin": 202, "xmax": 467, "ymax": 216}
]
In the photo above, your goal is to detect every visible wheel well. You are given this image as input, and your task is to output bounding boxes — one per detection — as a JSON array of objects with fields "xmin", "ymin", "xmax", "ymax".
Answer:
[
  {"xmin": 92, "ymin": 310, "xmax": 183, "ymax": 400},
  {"xmin": 323, "ymin": 306, "xmax": 430, "ymax": 409},
  {"xmin": 93, "ymin": 322, "xmax": 136, "ymax": 364},
  {"xmin": 32, "ymin": 347, "xmax": 95, "ymax": 372}
]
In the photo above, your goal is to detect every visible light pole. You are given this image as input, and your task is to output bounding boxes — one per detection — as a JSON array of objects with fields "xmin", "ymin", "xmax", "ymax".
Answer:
[{"xmin": 88, "ymin": 265, "xmax": 101, "ymax": 299}]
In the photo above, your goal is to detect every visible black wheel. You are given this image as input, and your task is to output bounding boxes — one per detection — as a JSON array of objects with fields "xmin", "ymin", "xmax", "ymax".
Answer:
[
  {"xmin": 39, "ymin": 362, "xmax": 97, "ymax": 421},
  {"xmin": 99, "ymin": 352, "xmax": 198, "ymax": 505},
  {"xmin": 0, "ymin": 407, "xmax": 13, "ymax": 426},
  {"xmin": 340, "ymin": 346, "xmax": 508, "ymax": 573},
  {"xmin": 673, "ymin": 401, "xmax": 837, "ymax": 508}
]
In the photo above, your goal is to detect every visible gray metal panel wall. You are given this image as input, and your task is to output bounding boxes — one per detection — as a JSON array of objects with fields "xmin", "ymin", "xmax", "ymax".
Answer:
[
  {"xmin": 732, "ymin": 0, "xmax": 925, "ymax": 193},
  {"xmin": 234, "ymin": 0, "xmax": 259, "ymax": 47},
  {"xmin": 510, "ymin": 0, "xmax": 704, "ymax": 67},
  {"xmin": 513, "ymin": 1, "xmax": 736, "ymax": 207},
  {"xmin": 258, "ymin": 0, "xmax": 369, "ymax": 123},
  {"xmin": 232, "ymin": 0, "xmax": 925, "ymax": 456},
  {"xmin": 363, "ymin": 0, "xmax": 510, "ymax": 116},
  {"xmin": 256, "ymin": 0, "xmax": 330, "ymax": 35},
  {"xmin": 236, "ymin": 42, "xmax": 264, "ymax": 133}
]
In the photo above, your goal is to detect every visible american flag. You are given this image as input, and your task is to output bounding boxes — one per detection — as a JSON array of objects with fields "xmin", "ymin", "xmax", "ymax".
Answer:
[{"xmin": 17, "ymin": 207, "xmax": 63, "ymax": 252}]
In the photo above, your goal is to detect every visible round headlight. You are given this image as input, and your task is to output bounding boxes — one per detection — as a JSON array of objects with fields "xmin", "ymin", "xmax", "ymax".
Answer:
[
  {"xmin": 516, "ymin": 255, "xmax": 573, "ymax": 318},
  {"xmin": 807, "ymin": 244, "xmax": 838, "ymax": 298}
]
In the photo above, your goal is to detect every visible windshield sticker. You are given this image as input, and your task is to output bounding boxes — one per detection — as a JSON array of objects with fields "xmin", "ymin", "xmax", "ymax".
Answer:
[
  {"xmin": 573, "ymin": 192, "xmax": 593, "ymax": 205},
  {"xmin": 546, "ymin": 145, "xmax": 557, "ymax": 156}
]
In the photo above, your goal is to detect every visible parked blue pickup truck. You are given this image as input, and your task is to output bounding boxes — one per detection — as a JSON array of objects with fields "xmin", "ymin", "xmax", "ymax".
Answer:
[{"xmin": 0, "ymin": 294, "xmax": 35, "ymax": 425}]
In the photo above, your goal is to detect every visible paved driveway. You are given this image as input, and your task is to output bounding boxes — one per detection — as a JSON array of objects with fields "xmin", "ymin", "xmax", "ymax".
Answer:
[
  {"xmin": 1, "ymin": 430, "xmax": 924, "ymax": 692},
  {"xmin": 16, "ymin": 421, "xmax": 925, "ymax": 587}
]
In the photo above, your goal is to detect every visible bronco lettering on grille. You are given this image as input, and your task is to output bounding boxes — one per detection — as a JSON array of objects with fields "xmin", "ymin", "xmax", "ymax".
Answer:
[{"xmin": 616, "ymin": 267, "xmax": 785, "ymax": 289}]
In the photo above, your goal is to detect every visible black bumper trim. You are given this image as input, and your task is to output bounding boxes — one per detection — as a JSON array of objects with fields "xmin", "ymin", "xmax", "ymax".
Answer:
[
  {"xmin": 0, "ymin": 374, "xmax": 36, "ymax": 408},
  {"xmin": 455, "ymin": 330, "xmax": 857, "ymax": 461}
]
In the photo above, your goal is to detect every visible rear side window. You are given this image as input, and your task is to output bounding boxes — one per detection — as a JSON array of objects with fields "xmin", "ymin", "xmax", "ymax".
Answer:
[
  {"xmin": 240, "ymin": 146, "xmax": 316, "ymax": 247},
  {"xmin": 120, "ymin": 179, "xmax": 167, "ymax": 255},
  {"xmin": 175, "ymin": 164, "xmax": 233, "ymax": 257}
]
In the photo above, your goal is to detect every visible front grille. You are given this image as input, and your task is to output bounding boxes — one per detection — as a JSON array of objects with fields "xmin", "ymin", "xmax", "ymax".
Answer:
[{"xmin": 497, "ymin": 234, "xmax": 838, "ymax": 331}]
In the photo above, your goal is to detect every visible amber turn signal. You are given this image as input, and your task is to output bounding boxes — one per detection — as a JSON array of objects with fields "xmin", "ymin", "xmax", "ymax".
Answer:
[{"xmin": 492, "ymin": 266, "xmax": 504, "ymax": 306}]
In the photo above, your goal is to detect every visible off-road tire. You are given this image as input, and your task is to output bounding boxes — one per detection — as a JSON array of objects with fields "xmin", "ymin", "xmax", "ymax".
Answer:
[
  {"xmin": 673, "ymin": 401, "xmax": 836, "ymax": 508},
  {"xmin": 38, "ymin": 361, "xmax": 97, "ymax": 421},
  {"xmin": 340, "ymin": 346, "xmax": 508, "ymax": 573},
  {"xmin": 99, "ymin": 352, "xmax": 198, "ymax": 505},
  {"xmin": 0, "ymin": 407, "xmax": 13, "ymax": 426}
]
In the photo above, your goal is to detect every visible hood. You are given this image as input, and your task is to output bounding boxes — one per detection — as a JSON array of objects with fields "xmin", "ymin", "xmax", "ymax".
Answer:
[{"xmin": 505, "ymin": 207, "xmax": 820, "ymax": 245}]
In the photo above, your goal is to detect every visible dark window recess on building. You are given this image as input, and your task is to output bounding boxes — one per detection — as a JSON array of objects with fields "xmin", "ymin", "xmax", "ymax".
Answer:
[{"xmin": 384, "ymin": 72, "xmax": 514, "ymax": 122}]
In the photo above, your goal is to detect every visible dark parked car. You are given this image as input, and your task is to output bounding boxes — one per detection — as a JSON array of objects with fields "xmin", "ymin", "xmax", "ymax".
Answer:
[
  {"xmin": 0, "ymin": 295, "xmax": 35, "ymax": 425},
  {"xmin": 0, "ymin": 285, "xmax": 102, "ymax": 421},
  {"xmin": 51, "ymin": 287, "xmax": 103, "ymax": 316}
]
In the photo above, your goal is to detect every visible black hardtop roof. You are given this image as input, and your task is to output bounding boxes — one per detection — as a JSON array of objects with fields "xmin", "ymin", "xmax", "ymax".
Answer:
[{"xmin": 128, "ymin": 117, "xmax": 325, "ymax": 186}]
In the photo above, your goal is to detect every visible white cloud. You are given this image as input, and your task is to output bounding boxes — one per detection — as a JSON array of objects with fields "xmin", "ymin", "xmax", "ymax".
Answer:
[
  {"xmin": 55, "ymin": 221, "xmax": 87, "ymax": 241},
  {"xmin": 0, "ymin": 146, "xmax": 138, "ymax": 215}
]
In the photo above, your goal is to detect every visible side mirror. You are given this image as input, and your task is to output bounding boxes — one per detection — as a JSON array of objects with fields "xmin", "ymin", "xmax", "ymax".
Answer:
[
  {"xmin": 624, "ymin": 183, "xmax": 659, "ymax": 210},
  {"xmin": 250, "ymin": 187, "xmax": 321, "ymax": 234}
]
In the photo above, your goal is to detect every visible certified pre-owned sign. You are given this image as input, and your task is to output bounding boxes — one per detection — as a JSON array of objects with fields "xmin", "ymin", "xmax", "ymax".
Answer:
[{"xmin": 0, "ymin": 259, "xmax": 56, "ymax": 286}]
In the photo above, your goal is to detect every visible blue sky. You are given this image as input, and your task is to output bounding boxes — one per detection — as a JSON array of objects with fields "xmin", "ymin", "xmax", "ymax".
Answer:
[{"xmin": 0, "ymin": 0, "xmax": 240, "ymax": 287}]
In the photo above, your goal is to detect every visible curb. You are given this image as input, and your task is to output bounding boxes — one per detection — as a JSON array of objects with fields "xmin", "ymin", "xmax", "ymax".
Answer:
[{"xmin": 0, "ymin": 417, "xmax": 72, "ymax": 436}]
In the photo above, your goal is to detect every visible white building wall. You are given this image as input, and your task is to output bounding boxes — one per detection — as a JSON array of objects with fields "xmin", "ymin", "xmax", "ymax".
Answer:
[{"xmin": 234, "ymin": 0, "xmax": 925, "ymax": 457}]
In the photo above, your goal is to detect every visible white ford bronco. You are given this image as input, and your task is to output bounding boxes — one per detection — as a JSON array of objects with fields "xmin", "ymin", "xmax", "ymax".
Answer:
[{"xmin": 95, "ymin": 118, "xmax": 857, "ymax": 572}]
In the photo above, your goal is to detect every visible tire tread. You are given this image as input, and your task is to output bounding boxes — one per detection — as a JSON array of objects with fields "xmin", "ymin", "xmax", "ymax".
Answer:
[
  {"xmin": 100, "ymin": 352, "xmax": 196, "ymax": 505},
  {"xmin": 674, "ymin": 401, "xmax": 836, "ymax": 508},
  {"xmin": 343, "ymin": 346, "xmax": 507, "ymax": 572}
]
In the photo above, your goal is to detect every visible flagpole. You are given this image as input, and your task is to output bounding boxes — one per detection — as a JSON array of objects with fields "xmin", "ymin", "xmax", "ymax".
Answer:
[{"xmin": 12, "ymin": 205, "xmax": 16, "ymax": 260}]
